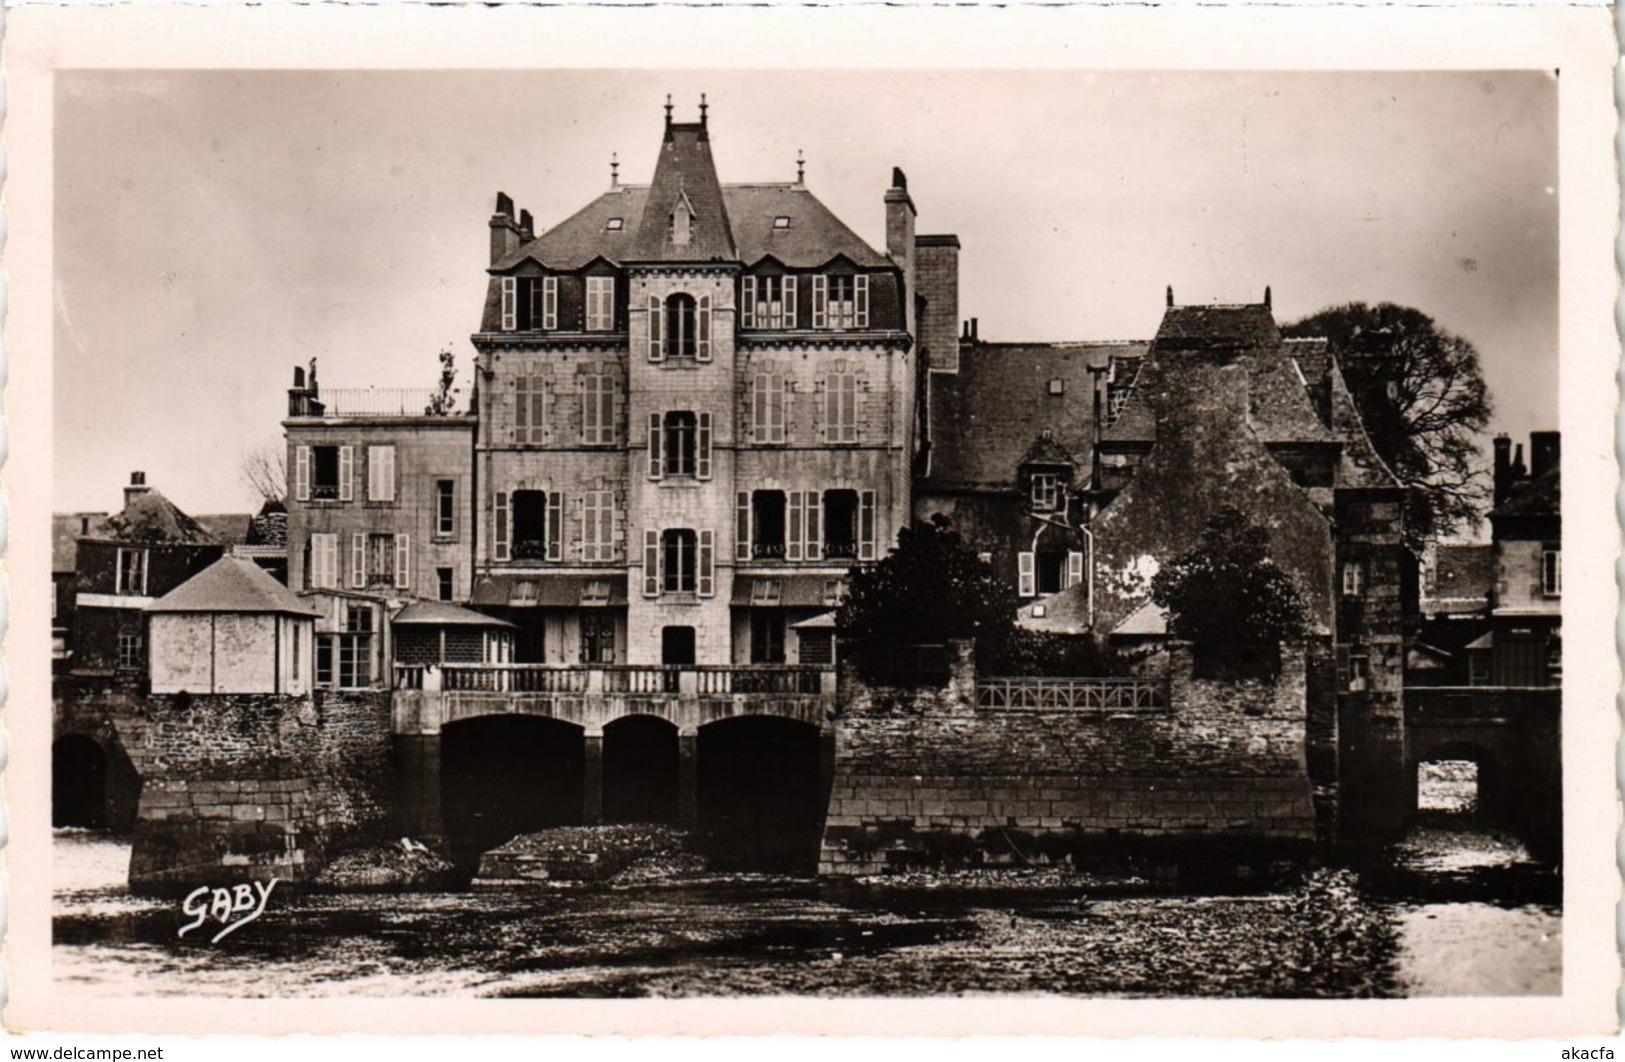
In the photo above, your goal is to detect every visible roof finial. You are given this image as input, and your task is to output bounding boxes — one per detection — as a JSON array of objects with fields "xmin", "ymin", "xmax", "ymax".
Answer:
[
  {"xmin": 699, "ymin": 93, "xmax": 708, "ymax": 127},
  {"xmin": 611, "ymin": 151, "xmax": 619, "ymax": 188},
  {"xmin": 664, "ymin": 94, "xmax": 673, "ymax": 128},
  {"xmin": 1166, "ymin": 285, "xmax": 1174, "ymax": 308},
  {"xmin": 796, "ymin": 149, "xmax": 805, "ymax": 185}
]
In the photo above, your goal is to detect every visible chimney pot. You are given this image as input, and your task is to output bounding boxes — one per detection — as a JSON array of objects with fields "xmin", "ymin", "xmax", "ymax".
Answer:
[
  {"xmin": 892, "ymin": 167, "xmax": 908, "ymax": 192},
  {"xmin": 1264, "ymin": 285, "xmax": 1272, "ymax": 309},
  {"xmin": 293, "ymin": 366, "xmax": 306, "ymax": 389},
  {"xmin": 1166, "ymin": 285, "xmax": 1174, "ymax": 308},
  {"xmin": 1529, "ymin": 430, "xmax": 1561, "ymax": 481},
  {"xmin": 131, "ymin": 471, "xmax": 146, "ymax": 486}
]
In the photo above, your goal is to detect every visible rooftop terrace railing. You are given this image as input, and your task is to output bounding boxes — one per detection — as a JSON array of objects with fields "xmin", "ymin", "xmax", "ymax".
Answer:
[{"xmin": 315, "ymin": 388, "xmax": 450, "ymax": 417}]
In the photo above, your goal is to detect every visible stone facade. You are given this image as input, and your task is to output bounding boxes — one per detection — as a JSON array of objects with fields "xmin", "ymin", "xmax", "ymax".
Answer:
[{"xmin": 820, "ymin": 641, "xmax": 1317, "ymax": 875}]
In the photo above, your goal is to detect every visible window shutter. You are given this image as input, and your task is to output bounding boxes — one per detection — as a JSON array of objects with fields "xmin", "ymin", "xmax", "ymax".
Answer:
[
  {"xmin": 579, "ymin": 377, "xmax": 593, "ymax": 443},
  {"xmin": 542, "ymin": 276, "xmax": 558, "ymax": 331},
  {"xmin": 1018, "ymin": 552, "xmax": 1036, "ymax": 598},
  {"xmin": 643, "ymin": 529, "xmax": 660, "ymax": 597},
  {"xmin": 697, "ymin": 412, "xmax": 713, "ymax": 479},
  {"xmin": 823, "ymin": 377, "xmax": 837, "ymax": 442},
  {"xmin": 351, "ymin": 533, "xmax": 366, "ymax": 589},
  {"xmin": 647, "ymin": 294, "xmax": 664, "ymax": 362},
  {"xmin": 736, "ymin": 492, "xmax": 751, "ymax": 562},
  {"xmin": 698, "ymin": 529, "xmax": 715, "ymax": 598},
  {"xmin": 842, "ymin": 374, "xmax": 858, "ymax": 442},
  {"xmin": 515, "ymin": 376, "xmax": 530, "ymax": 444},
  {"xmin": 855, "ymin": 274, "xmax": 870, "ymax": 328},
  {"xmin": 647, "ymin": 412, "xmax": 663, "ymax": 479},
  {"xmin": 1067, "ymin": 550, "xmax": 1084, "ymax": 588},
  {"xmin": 812, "ymin": 275, "xmax": 827, "ymax": 328},
  {"xmin": 547, "ymin": 491, "xmax": 563, "ymax": 561},
  {"xmin": 751, "ymin": 374, "xmax": 767, "ymax": 442},
  {"xmin": 395, "ymin": 533, "xmax": 411, "ymax": 590},
  {"xmin": 805, "ymin": 490, "xmax": 822, "ymax": 561},
  {"xmin": 859, "ymin": 490, "xmax": 877, "ymax": 560},
  {"xmin": 696, "ymin": 295, "xmax": 712, "ymax": 362},
  {"xmin": 295, "ymin": 446, "xmax": 311, "ymax": 502},
  {"xmin": 784, "ymin": 275, "xmax": 798, "ymax": 327},
  {"xmin": 770, "ymin": 374, "xmax": 787, "ymax": 443},
  {"xmin": 742, "ymin": 277, "xmax": 757, "ymax": 329},
  {"xmin": 788, "ymin": 491, "xmax": 804, "ymax": 561},
  {"xmin": 321, "ymin": 534, "xmax": 338, "ymax": 589},
  {"xmin": 493, "ymin": 491, "xmax": 510, "ymax": 561},
  {"xmin": 382, "ymin": 446, "xmax": 396, "ymax": 501},
  {"xmin": 338, "ymin": 446, "xmax": 354, "ymax": 502},
  {"xmin": 534, "ymin": 378, "xmax": 549, "ymax": 443},
  {"xmin": 500, "ymin": 277, "xmax": 517, "ymax": 331}
]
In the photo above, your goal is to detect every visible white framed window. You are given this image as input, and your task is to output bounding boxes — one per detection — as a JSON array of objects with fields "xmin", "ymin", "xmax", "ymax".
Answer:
[
  {"xmin": 751, "ymin": 373, "xmax": 787, "ymax": 444},
  {"xmin": 824, "ymin": 372, "xmax": 858, "ymax": 443},
  {"xmin": 436, "ymin": 480, "xmax": 455, "ymax": 537},
  {"xmin": 501, "ymin": 277, "xmax": 557, "ymax": 331},
  {"xmin": 115, "ymin": 548, "xmax": 149, "ymax": 596},
  {"xmin": 367, "ymin": 445, "xmax": 396, "ymax": 503},
  {"xmin": 742, "ymin": 275, "xmax": 797, "ymax": 330},
  {"xmin": 308, "ymin": 532, "xmax": 339, "ymax": 589},
  {"xmin": 663, "ymin": 294, "xmax": 710, "ymax": 361},
  {"xmin": 1031, "ymin": 472, "xmax": 1060, "ymax": 512},
  {"xmin": 582, "ymin": 490, "xmax": 615, "ymax": 562},
  {"xmin": 296, "ymin": 444, "xmax": 353, "ymax": 502},
  {"xmin": 437, "ymin": 568, "xmax": 455, "ymax": 603},
  {"xmin": 586, "ymin": 276, "xmax": 615, "ymax": 332},
  {"xmin": 814, "ymin": 273, "xmax": 869, "ymax": 329},
  {"xmin": 1067, "ymin": 550, "xmax": 1085, "ymax": 588},
  {"xmin": 649, "ymin": 411, "xmax": 711, "ymax": 480},
  {"xmin": 1341, "ymin": 560, "xmax": 1367, "ymax": 597},
  {"xmin": 352, "ymin": 532, "xmax": 411, "ymax": 590},
  {"xmin": 1018, "ymin": 551, "xmax": 1036, "ymax": 598},
  {"xmin": 1542, "ymin": 549, "xmax": 1561, "ymax": 596},
  {"xmin": 514, "ymin": 376, "xmax": 547, "ymax": 445},
  {"xmin": 117, "ymin": 630, "xmax": 143, "ymax": 670},
  {"xmin": 646, "ymin": 528, "xmax": 714, "ymax": 597},
  {"xmin": 581, "ymin": 373, "xmax": 616, "ymax": 445}
]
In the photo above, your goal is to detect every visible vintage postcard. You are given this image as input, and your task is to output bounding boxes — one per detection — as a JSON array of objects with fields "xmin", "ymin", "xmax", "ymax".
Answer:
[{"xmin": 3, "ymin": 3, "xmax": 1618, "ymax": 1044}]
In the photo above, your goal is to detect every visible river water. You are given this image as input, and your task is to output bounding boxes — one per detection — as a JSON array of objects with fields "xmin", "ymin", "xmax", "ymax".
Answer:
[{"xmin": 50, "ymin": 828, "xmax": 1559, "ymax": 999}]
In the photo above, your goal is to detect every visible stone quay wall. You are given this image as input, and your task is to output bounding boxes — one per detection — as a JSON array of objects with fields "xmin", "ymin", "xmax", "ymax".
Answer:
[
  {"xmin": 78, "ymin": 688, "xmax": 397, "ymax": 892},
  {"xmin": 818, "ymin": 641, "xmax": 1317, "ymax": 876}
]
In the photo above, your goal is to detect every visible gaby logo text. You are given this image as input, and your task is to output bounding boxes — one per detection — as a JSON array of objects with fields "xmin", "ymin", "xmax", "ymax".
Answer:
[{"xmin": 177, "ymin": 879, "xmax": 277, "ymax": 943}]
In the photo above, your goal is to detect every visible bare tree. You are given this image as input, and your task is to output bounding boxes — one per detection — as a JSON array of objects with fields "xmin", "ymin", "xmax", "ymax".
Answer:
[{"xmin": 241, "ymin": 442, "xmax": 287, "ymax": 505}]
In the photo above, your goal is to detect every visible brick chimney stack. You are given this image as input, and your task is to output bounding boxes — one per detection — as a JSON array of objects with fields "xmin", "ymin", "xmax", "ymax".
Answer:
[
  {"xmin": 490, "ymin": 191, "xmax": 521, "ymax": 266},
  {"xmin": 1492, "ymin": 434, "xmax": 1512, "ymax": 507},
  {"xmin": 124, "ymin": 471, "xmax": 150, "ymax": 509},
  {"xmin": 886, "ymin": 167, "xmax": 918, "ymax": 337},
  {"xmin": 1529, "ymin": 430, "xmax": 1560, "ymax": 481}
]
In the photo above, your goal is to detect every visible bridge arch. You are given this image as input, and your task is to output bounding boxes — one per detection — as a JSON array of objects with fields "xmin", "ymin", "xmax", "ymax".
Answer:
[
  {"xmin": 1410, "ymin": 739, "xmax": 1504, "ymax": 825},
  {"xmin": 697, "ymin": 715, "xmax": 832, "ymax": 873},
  {"xmin": 439, "ymin": 715, "xmax": 584, "ymax": 861},
  {"xmin": 53, "ymin": 734, "xmax": 108, "ymax": 828},
  {"xmin": 603, "ymin": 714, "xmax": 680, "ymax": 825}
]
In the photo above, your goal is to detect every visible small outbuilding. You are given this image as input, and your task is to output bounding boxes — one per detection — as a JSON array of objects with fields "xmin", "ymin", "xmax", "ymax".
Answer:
[
  {"xmin": 391, "ymin": 601, "xmax": 515, "ymax": 667},
  {"xmin": 147, "ymin": 556, "xmax": 320, "ymax": 694}
]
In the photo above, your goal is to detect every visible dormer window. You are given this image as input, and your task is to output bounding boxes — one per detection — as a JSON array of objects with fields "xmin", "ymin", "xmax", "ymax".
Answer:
[
  {"xmin": 773, "ymin": 216, "xmax": 791, "ymax": 230},
  {"xmin": 499, "ymin": 276, "xmax": 557, "ymax": 331},
  {"xmin": 605, "ymin": 217, "xmax": 624, "ymax": 231},
  {"xmin": 742, "ymin": 275, "xmax": 797, "ymax": 330},
  {"xmin": 813, "ymin": 274, "xmax": 869, "ymax": 330},
  {"xmin": 1031, "ymin": 472, "xmax": 1061, "ymax": 512}
]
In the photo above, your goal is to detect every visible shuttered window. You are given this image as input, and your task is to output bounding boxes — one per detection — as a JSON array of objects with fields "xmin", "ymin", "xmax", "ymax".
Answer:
[
  {"xmin": 1018, "ymin": 552, "xmax": 1036, "ymax": 597},
  {"xmin": 647, "ymin": 294, "xmax": 664, "ymax": 362},
  {"xmin": 825, "ymin": 372, "xmax": 858, "ymax": 443},
  {"xmin": 752, "ymin": 373, "xmax": 787, "ymax": 444},
  {"xmin": 1067, "ymin": 550, "xmax": 1085, "ymax": 588},
  {"xmin": 309, "ymin": 532, "xmax": 339, "ymax": 589},
  {"xmin": 295, "ymin": 446, "xmax": 311, "ymax": 501},
  {"xmin": 515, "ymin": 376, "xmax": 547, "ymax": 445},
  {"xmin": 586, "ymin": 276, "xmax": 615, "ymax": 332},
  {"xmin": 493, "ymin": 491, "xmax": 511, "ymax": 561},
  {"xmin": 818, "ymin": 274, "xmax": 869, "ymax": 329},
  {"xmin": 643, "ymin": 529, "xmax": 661, "ymax": 597},
  {"xmin": 500, "ymin": 277, "xmax": 517, "ymax": 331},
  {"xmin": 367, "ymin": 445, "xmax": 396, "ymax": 503},
  {"xmin": 583, "ymin": 490, "xmax": 615, "ymax": 562},
  {"xmin": 698, "ymin": 530, "xmax": 715, "ymax": 597},
  {"xmin": 338, "ymin": 445, "xmax": 354, "ymax": 502},
  {"xmin": 395, "ymin": 533, "xmax": 412, "ymax": 590},
  {"xmin": 581, "ymin": 373, "xmax": 616, "ymax": 445}
]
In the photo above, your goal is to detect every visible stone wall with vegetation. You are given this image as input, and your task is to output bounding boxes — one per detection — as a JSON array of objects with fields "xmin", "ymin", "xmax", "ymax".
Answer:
[{"xmin": 819, "ymin": 641, "xmax": 1316, "ymax": 875}]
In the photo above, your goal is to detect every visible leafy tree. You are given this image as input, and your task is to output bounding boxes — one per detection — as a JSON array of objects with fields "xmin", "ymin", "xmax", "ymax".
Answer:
[
  {"xmin": 1282, "ymin": 302, "xmax": 1492, "ymax": 541},
  {"xmin": 424, "ymin": 349, "xmax": 461, "ymax": 416},
  {"xmin": 1150, "ymin": 506, "xmax": 1307, "ymax": 676},
  {"xmin": 836, "ymin": 515, "xmax": 1018, "ymax": 681}
]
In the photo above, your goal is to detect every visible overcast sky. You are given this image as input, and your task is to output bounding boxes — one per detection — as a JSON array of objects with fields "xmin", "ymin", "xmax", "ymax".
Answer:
[{"xmin": 54, "ymin": 69, "xmax": 1558, "ymax": 515}]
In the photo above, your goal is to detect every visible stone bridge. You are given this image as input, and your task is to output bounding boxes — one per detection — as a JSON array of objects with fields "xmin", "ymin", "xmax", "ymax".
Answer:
[{"xmin": 1404, "ymin": 685, "xmax": 1561, "ymax": 858}]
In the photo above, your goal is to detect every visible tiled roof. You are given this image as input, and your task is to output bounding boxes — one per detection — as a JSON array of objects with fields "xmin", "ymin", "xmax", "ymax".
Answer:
[
  {"xmin": 493, "ymin": 184, "xmax": 889, "ymax": 274},
  {"xmin": 629, "ymin": 123, "xmax": 737, "ymax": 262},
  {"xmin": 148, "ymin": 556, "xmax": 319, "ymax": 616},
  {"xmin": 471, "ymin": 574, "xmax": 630, "ymax": 608},
  {"xmin": 53, "ymin": 512, "xmax": 110, "ymax": 573},
  {"xmin": 393, "ymin": 601, "xmax": 515, "ymax": 628},
  {"xmin": 925, "ymin": 342, "xmax": 1148, "ymax": 490},
  {"xmin": 1102, "ymin": 304, "xmax": 1338, "ymax": 448},
  {"xmin": 98, "ymin": 490, "xmax": 216, "ymax": 546},
  {"xmin": 1019, "ymin": 431, "xmax": 1077, "ymax": 469},
  {"xmin": 1495, "ymin": 465, "xmax": 1560, "ymax": 518},
  {"xmin": 729, "ymin": 576, "xmax": 840, "ymax": 608}
]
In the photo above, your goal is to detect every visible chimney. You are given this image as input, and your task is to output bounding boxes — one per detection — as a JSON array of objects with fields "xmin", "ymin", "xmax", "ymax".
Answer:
[
  {"xmin": 1529, "ymin": 430, "xmax": 1560, "ymax": 481},
  {"xmin": 915, "ymin": 234, "xmax": 960, "ymax": 374},
  {"xmin": 1510, "ymin": 443, "xmax": 1527, "ymax": 484},
  {"xmin": 1264, "ymin": 285, "xmax": 1272, "ymax": 310},
  {"xmin": 489, "ymin": 191, "xmax": 520, "ymax": 266},
  {"xmin": 1166, "ymin": 285, "xmax": 1175, "ymax": 308},
  {"xmin": 289, "ymin": 360, "xmax": 325, "ymax": 418},
  {"xmin": 1492, "ymin": 434, "xmax": 1512, "ymax": 507},
  {"xmin": 125, "ymin": 471, "xmax": 150, "ymax": 509},
  {"xmin": 519, "ymin": 209, "xmax": 535, "ymax": 241},
  {"xmin": 886, "ymin": 167, "xmax": 918, "ymax": 337}
]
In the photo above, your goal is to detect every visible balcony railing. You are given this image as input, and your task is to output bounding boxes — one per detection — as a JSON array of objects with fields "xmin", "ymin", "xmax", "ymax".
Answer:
[
  {"xmin": 317, "ymin": 387, "xmax": 447, "ymax": 417},
  {"xmin": 392, "ymin": 661, "xmax": 833, "ymax": 698},
  {"xmin": 751, "ymin": 542, "xmax": 787, "ymax": 560},
  {"xmin": 824, "ymin": 541, "xmax": 859, "ymax": 560},
  {"xmin": 976, "ymin": 676, "xmax": 1167, "ymax": 711}
]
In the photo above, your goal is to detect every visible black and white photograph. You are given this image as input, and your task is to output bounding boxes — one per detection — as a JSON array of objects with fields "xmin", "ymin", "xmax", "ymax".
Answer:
[{"xmin": 6, "ymin": 3, "xmax": 1617, "ymax": 1045}]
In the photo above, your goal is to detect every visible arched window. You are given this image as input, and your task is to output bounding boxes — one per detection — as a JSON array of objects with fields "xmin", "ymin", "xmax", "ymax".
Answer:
[{"xmin": 666, "ymin": 294, "xmax": 697, "ymax": 360}]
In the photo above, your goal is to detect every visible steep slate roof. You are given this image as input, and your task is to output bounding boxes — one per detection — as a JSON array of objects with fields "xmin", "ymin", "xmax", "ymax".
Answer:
[
  {"xmin": 628, "ymin": 122, "xmax": 737, "ymax": 262},
  {"xmin": 925, "ymin": 342, "xmax": 1148, "ymax": 490},
  {"xmin": 98, "ymin": 490, "xmax": 216, "ymax": 546},
  {"xmin": 1495, "ymin": 465, "xmax": 1560, "ymax": 518},
  {"xmin": 194, "ymin": 513, "xmax": 255, "ymax": 547},
  {"xmin": 148, "ymin": 556, "xmax": 319, "ymax": 616},
  {"xmin": 1101, "ymin": 304, "xmax": 1337, "ymax": 448},
  {"xmin": 393, "ymin": 601, "xmax": 515, "ymax": 628},
  {"xmin": 53, "ymin": 512, "xmax": 110, "ymax": 573},
  {"xmin": 1426, "ymin": 544, "xmax": 1493, "ymax": 613},
  {"xmin": 494, "ymin": 185, "xmax": 889, "ymax": 274}
]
